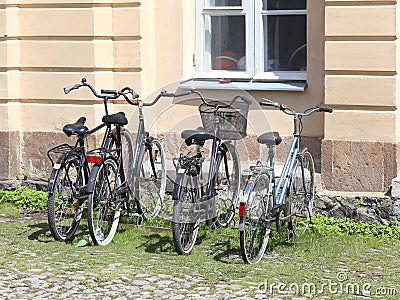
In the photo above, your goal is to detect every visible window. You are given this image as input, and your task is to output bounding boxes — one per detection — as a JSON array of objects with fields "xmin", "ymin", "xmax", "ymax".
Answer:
[{"xmin": 195, "ymin": 0, "xmax": 307, "ymax": 81}]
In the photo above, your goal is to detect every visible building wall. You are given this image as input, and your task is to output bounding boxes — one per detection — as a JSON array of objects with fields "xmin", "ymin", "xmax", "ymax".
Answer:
[
  {"xmin": 322, "ymin": 0, "xmax": 399, "ymax": 192},
  {"xmin": 0, "ymin": 0, "xmax": 399, "ymax": 193}
]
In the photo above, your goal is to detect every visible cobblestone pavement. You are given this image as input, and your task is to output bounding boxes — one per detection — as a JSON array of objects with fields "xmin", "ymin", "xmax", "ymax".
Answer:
[
  {"xmin": 0, "ymin": 213, "xmax": 291, "ymax": 300},
  {"xmin": 0, "ymin": 263, "xmax": 287, "ymax": 299}
]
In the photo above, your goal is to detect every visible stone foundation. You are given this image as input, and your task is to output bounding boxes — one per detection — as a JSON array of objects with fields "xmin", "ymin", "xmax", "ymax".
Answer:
[
  {"xmin": 315, "ymin": 191, "xmax": 400, "ymax": 225},
  {"xmin": 321, "ymin": 139, "xmax": 399, "ymax": 193}
]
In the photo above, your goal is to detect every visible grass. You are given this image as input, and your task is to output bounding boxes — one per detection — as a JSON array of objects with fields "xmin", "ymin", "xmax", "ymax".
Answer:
[{"xmin": 0, "ymin": 204, "xmax": 400, "ymax": 298}]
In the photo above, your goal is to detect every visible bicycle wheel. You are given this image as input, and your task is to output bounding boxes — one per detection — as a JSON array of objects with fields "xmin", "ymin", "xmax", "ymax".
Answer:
[
  {"xmin": 47, "ymin": 152, "xmax": 86, "ymax": 241},
  {"xmin": 214, "ymin": 143, "xmax": 240, "ymax": 227},
  {"xmin": 239, "ymin": 172, "xmax": 272, "ymax": 264},
  {"xmin": 172, "ymin": 173, "xmax": 201, "ymax": 255},
  {"xmin": 87, "ymin": 157, "xmax": 122, "ymax": 246},
  {"xmin": 134, "ymin": 138, "xmax": 166, "ymax": 219},
  {"xmin": 287, "ymin": 150, "xmax": 315, "ymax": 241}
]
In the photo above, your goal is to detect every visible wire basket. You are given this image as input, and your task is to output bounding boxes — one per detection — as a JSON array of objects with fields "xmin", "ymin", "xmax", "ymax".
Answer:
[{"xmin": 199, "ymin": 96, "xmax": 250, "ymax": 140}]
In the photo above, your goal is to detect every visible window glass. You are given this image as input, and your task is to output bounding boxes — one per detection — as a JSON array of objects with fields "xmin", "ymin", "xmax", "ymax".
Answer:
[
  {"xmin": 208, "ymin": 0, "xmax": 242, "ymax": 6},
  {"xmin": 263, "ymin": 0, "xmax": 306, "ymax": 10},
  {"xmin": 264, "ymin": 15, "xmax": 306, "ymax": 71},
  {"xmin": 204, "ymin": 15, "xmax": 246, "ymax": 72}
]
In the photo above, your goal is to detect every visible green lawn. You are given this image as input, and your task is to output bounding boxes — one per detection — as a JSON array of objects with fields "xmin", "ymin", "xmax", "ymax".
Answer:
[{"xmin": 0, "ymin": 205, "xmax": 399, "ymax": 299}]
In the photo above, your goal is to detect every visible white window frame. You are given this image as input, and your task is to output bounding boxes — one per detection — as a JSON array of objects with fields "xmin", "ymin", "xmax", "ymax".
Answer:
[{"xmin": 195, "ymin": 0, "xmax": 307, "ymax": 81}]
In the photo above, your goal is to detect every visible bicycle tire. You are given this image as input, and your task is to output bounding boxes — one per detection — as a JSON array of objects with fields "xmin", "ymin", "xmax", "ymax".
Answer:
[
  {"xmin": 87, "ymin": 157, "xmax": 122, "ymax": 246},
  {"xmin": 172, "ymin": 172, "xmax": 201, "ymax": 255},
  {"xmin": 47, "ymin": 152, "xmax": 86, "ymax": 241},
  {"xmin": 287, "ymin": 150, "xmax": 315, "ymax": 241},
  {"xmin": 214, "ymin": 142, "xmax": 240, "ymax": 228},
  {"xmin": 134, "ymin": 138, "xmax": 166, "ymax": 219},
  {"xmin": 239, "ymin": 172, "xmax": 272, "ymax": 264}
]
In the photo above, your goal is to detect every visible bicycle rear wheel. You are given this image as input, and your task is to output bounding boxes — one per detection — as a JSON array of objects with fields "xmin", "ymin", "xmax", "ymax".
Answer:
[
  {"xmin": 134, "ymin": 138, "xmax": 166, "ymax": 219},
  {"xmin": 214, "ymin": 142, "xmax": 240, "ymax": 227},
  {"xmin": 239, "ymin": 172, "xmax": 272, "ymax": 264},
  {"xmin": 288, "ymin": 150, "xmax": 315, "ymax": 241},
  {"xmin": 172, "ymin": 173, "xmax": 200, "ymax": 255},
  {"xmin": 47, "ymin": 152, "xmax": 86, "ymax": 242},
  {"xmin": 87, "ymin": 157, "xmax": 122, "ymax": 246}
]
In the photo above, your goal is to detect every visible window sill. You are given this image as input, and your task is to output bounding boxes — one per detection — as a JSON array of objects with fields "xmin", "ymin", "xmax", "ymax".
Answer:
[{"xmin": 178, "ymin": 79, "xmax": 307, "ymax": 92}]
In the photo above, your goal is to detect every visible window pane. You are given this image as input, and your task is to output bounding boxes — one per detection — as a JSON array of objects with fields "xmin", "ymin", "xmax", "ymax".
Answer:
[
  {"xmin": 207, "ymin": 0, "xmax": 242, "ymax": 6},
  {"xmin": 263, "ymin": 0, "xmax": 306, "ymax": 10},
  {"xmin": 264, "ymin": 15, "xmax": 306, "ymax": 71},
  {"xmin": 204, "ymin": 15, "xmax": 246, "ymax": 71}
]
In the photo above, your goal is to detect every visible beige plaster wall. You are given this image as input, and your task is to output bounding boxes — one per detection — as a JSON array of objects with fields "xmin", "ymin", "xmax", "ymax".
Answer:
[
  {"xmin": 0, "ymin": 0, "xmax": 327, "ymax": 180},
  {"xmin": 322, "ymin": 0, "xmax": 400, "ymax": 192}
]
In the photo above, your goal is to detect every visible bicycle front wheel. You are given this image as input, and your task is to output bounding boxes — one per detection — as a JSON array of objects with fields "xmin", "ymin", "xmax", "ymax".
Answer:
[
  {"xmin": 239, "ymin": 172, "xmax": 272, "ymax": 264},
  {"xmin": 214, "ymin": 142, "xmax": 240, "ymax": 227},
  {"xmin": 87, "ymin": 157, "xmax": 122, "ymax": 246},
  {"xmin": 47, "ymin": 153, "xmax": 86, "ymax": 242},
  {"xmin": 134, "ymin": 138, "xmax": 166, "ymax": 219},
  {"xmin": 288, "ymin": 150, "xmax": 315, "ymax": 241},
  {"xmin": 172, "ymin": 173, "xmax": 201, "ymax": 255}
]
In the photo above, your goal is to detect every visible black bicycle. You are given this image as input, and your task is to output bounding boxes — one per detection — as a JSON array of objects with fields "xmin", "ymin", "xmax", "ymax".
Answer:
[
  {"xmin": 47, "ymin": 78, "xmax": 137, "ymax": 242},
  {"xmin": 163, "ymin": 89, "xmax": 249, "ymax": 255},
  {"xmin": 86, "ymin": 87, "xmax": 168, "ymax": 246}
]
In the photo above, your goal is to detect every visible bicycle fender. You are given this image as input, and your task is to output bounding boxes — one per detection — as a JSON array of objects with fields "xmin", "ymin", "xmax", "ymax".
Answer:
[
  {"xmin": 86, "ymin": 164, "xmax": 100, "ymax": 194},
  {"xmin": 172, "ymin": 171, "xmax": 186, "ymax": 200},
  {"xmin": 238, "ymin": 181, "xmax": 253, "ymax": 231}
]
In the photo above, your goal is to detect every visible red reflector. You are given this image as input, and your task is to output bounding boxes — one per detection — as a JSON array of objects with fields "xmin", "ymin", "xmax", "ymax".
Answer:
[
  {"xmin": 239, "ymin": 202, "xmax": 246, "ymax": 217},
  {"xmin": 86, "ymin": 155, "xmax": 102, "ymax": 164}
]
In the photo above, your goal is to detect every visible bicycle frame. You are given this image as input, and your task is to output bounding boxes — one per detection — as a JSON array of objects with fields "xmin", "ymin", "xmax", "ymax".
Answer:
[{"xmin": 131, "ymin": 102, "xmax": 159, "ymax": 185}]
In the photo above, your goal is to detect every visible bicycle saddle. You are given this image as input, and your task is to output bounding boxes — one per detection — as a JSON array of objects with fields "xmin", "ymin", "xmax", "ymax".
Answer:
[
  {"xmin": 181, "ymin": 127, "xmax": 214, "ymax": 146},
  {"xmin": 63, "ymin": 117, "xmax": 89, "ymax": 137},
  {"xmin": 257, "ymin": 131, "xmax": 282, "ymax": 146},
  {"xmin": 102, "ymin": 112, "xmax": 128, "ymax": 126}
]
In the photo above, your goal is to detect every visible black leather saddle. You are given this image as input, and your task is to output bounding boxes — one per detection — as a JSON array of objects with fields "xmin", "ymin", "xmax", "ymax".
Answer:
[
  {"xmin": 181, "ymin": 127, "xmax": 214, "ymax": 146},
  {"xmin": 102, "ymin": 112, "xmax": 128, "ymax": 126},
  {"xmin": 257, "ymin": 131, "xmax": 282, "ymax": 146},
  {"xmin": 63, "ymin": 117, "xmax": 89, "ymax": 137}
]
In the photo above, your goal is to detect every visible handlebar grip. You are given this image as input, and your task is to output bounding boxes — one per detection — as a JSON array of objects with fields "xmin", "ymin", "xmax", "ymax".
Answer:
[
  {"xmin": 161, "ymin": 90, "xmax": 191, "ymax": 98},
  {"xmin": 101, "ymin": 89, "xmax": 118, "ymax": 95},
  {"xmin": 174, "ymin": 91, "xmax": 191, "ymax": 97},
  {"xmin": 63, "ymin": 84, "xmax": 81, "ymax": 94},
  {"xmin": 318, "ymin": 107, "xmax": 333, "ymax": 113},
  {"xmin": 260, "ymin": 101, "xmax": 279, "ymax": 108}
]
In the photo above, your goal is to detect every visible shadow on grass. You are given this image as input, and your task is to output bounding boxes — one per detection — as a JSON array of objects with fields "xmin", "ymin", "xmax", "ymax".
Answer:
[
  {"xmin": 26, "ymin": 220, "xmax": 91, "ymax": 245},
  {"xmin": 137, "ymin": 232, "xmax": 174, "ymax": 253},
  {"xmin": 136, "ymin": 225, "xmax": 210, "ymax": 255},
  {"xmin": 27, "ymin": 221, "xmax": 53, "ymax": 243}
]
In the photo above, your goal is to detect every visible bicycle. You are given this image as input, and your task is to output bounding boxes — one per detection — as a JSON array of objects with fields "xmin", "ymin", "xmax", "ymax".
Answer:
[
  {"xmin": 85, "ymin": 85, "xmax": 168, "ymax": 246},
  {"xmin": 47, "ymin": 78, "xmax": 136, "ymax": 242},
  {"xmin": 239, "ymin": 99, "xmax": 332, "ymax": 264},
  {"xmin": 164, "ymin": 89, "xmax": 249, "ymax": 255}
]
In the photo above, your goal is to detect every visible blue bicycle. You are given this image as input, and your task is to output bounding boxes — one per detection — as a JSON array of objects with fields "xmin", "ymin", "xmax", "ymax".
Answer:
[{"xmin": 239, "ymin": 99, "xmax": 332, "ymax": 264}]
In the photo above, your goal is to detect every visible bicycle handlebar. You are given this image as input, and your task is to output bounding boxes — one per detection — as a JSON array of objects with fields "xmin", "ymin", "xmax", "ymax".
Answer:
[
  {"xmin": 160, "ymin": 88, "xmax": 248, "ymax": 109},
  {"xmin": 63, "ymin": 78, "xmax": 140, "ymax": 105},
  {"xmin": 260, "ymin": 98, "xmax": 333, "ymax": 116}
]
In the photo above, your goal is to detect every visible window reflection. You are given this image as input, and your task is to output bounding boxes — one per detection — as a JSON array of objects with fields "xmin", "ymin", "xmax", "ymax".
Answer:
[
  {"xmin": 204, "ymin": 15, "xmax": 246, "ymax": 71},
  {"xmin": 263, "ymin": 0, "xmax": 306, "ymax": 10},
  {"xmin": 264, "ymin": 15, "xmax": 306, "ymax": 71},
  {"xmin": 208, "ymin": 0, "xmax": 242, "ymax": 6}
]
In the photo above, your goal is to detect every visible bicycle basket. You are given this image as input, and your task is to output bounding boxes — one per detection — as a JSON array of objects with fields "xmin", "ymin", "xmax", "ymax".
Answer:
[{"xmin": 199, "ymin": 96, "xmax": 250, "ymax": 140}]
